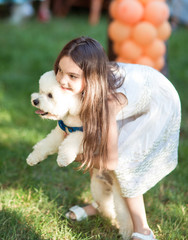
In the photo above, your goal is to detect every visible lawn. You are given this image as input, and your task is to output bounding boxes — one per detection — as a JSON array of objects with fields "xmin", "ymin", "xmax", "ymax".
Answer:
[{"xmin": 0, "ymin": 10, "xmax": 187, "ymax": 240}]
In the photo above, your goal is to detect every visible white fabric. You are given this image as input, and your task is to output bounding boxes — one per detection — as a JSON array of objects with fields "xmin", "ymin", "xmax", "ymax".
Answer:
[
  {"xmin": 66, "ymin": 205, "xmax": 88, "ymax": 221},
  {"xmin": 114, "ymin": 63, "xmax": 181, "ymax": 198},
  {"xmin": 91, "ymin": 201, "xmax": 99, "ymax": 209},
  {"xmin": 131, "ymin": 229, "xmax": 157, "ymax": 240}
]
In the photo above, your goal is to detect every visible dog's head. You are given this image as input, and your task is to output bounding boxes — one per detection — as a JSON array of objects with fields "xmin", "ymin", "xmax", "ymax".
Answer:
[{"xmin": 31, "ymin": 71, "xmax": 81, "ymax": 120}]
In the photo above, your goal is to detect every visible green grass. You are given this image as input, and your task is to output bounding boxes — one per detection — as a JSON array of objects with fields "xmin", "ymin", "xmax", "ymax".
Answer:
[{"xmin": 0, "ymin": 11, "xmax": 187, "ymax": 239}]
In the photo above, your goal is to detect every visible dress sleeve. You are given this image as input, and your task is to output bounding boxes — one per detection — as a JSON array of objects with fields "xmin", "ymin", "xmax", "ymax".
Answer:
[{"xmin": 115, "ymin": 63, "xmax": 152, "ymax": 121}]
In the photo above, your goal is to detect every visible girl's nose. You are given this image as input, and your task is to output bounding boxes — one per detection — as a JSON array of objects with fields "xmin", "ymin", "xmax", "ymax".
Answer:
[{"xmin": 59, "ymin": 75, "xmax": 68, "ymax": 86}]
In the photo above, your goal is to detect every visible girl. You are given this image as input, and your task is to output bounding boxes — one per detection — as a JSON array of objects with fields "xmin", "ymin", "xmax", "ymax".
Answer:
[{"xmin": 54, "ymin": 36, "xmax": 181, "ymax": 240}]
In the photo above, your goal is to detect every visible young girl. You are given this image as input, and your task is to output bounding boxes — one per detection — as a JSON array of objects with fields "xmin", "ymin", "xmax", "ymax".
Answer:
[{"xmin": 54, "ymin": 36, "xmax": 181, "ymax": 240}]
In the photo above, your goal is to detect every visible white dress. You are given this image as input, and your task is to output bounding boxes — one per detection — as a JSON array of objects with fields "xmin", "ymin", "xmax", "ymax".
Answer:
[{"xmin": 114, "ymin": 63, "xmax": 181, "ymax": 198}]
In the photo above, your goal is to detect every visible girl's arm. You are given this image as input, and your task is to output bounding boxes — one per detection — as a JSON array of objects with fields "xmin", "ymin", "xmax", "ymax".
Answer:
[
  {"xmin": 75, "ymin": 105, "xmax": 119, "ymax": 171},
  {"xmin": 92, "ymin": 93, "xmax": 127, "ymax": 171},
  {"xmin": 102, "ymin": 96, "xmax": 119, "ymax": 170},
  {"xmin": 76, "ymin": 93, "xmax": 127, "ymax": 171}
]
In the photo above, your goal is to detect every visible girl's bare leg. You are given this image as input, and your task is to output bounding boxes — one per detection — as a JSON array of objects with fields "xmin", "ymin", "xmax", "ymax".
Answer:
[
  {"xmin": 125, "ymin": 195, "xmax": 155, "ymax": 239},
  {"xmin": 38, "ymin": 0, "xmax": 51, "ymax": 22}
]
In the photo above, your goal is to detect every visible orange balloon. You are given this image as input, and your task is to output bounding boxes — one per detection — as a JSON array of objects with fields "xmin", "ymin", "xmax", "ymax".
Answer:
[
  {"xmin": 145, "ymin": 39, "xmax": 166, "ymax": 59},
  {"xmin": 116, "ymin": 0, "xmax": 144, "ymax": 25},
  {"xmin": 116, "ymin": 56, "xmax": 133, "ymax": 63},
  {"xmin": 144, "ymin": 1, "xmax": 170, "ymax": 26},
  {"xmin": 138, "ymin": 0, "xmax": 165, "ymax": 5},
  {"xmin": 108, "ymin": 20, "xmax": 131, "ymax": 42},
  {"xmin": 157, "ymin": 21, "xmax": 172, "ymax": 41},
  {"xmin": 154, "ymin": 56, "xmax": 165, "ymax": 70},
  {"xmin": 120, "ymin": 40, "xmax": 142, "ymax": 60},
  {"xmin": 138, "ymin": 0, "xmax": 153, "ymax": 5},
  {"xmin": 109, "ymin": 0, "xmax": 118, "ymax": 19},
  {"xmin": 132, "ymin": 21, "xmax": 157, "ymax": 46},
  {"xmin": 113, "ymin": 42, "xmax": 122, "ymax": 55},
  {"xmin": 136, "ymin": 56, "xmax": 154, "ymax": 67}
]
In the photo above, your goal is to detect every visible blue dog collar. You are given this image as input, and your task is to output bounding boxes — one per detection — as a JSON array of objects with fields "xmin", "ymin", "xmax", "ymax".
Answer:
[{"xmin": 58, "ymin": 120, "xmax": 83, "ymax": 133}]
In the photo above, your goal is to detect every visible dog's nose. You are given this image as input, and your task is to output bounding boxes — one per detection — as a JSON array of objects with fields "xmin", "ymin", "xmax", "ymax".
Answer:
[{"xmin": 33, "ymin": 99, "xmax": 39, "ymax": 106}]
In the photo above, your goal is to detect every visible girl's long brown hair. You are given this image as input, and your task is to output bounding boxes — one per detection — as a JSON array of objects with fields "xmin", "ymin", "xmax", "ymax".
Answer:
[{"xmin": 54, "ymin": 37, "xmax": 124, "ymax": 171}]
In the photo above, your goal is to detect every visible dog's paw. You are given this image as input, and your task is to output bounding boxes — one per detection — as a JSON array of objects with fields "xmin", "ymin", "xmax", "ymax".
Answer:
[
  {"xmin": 56, "ymin": 157, "xmax": 68, "ymax": 167},
  {"xmin": 57, "ymin": 154, "xmax": 76, "ymax": 167},
  {"xmin": 26, "ymin": 152, "xmax": 41, "ymax": 166},
  {"xmin": 56, "ymin": 160, "xmax": 65, "ymax": 167}
]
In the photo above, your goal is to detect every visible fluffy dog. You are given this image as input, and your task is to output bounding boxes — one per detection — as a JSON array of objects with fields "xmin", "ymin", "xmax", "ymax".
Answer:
[
  {"xmin": 91, "ymin": 169, "xmax": 133, "ymax": 239},
  {"xmin": 26, "ymin": 70, "xmax": 83, "ymax": 167},
  {"xmin": 26, "ymin": 71, "xmax": 133, "ymax": 239}
]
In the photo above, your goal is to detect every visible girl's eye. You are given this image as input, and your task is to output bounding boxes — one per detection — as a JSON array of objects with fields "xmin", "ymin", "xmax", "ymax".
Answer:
[
  {"xmin": 70, "ymin": 74, "xmax": 77, "ymax": 79},
  {"xmin": 58, "ymin": 67, "xmax": 63, "ymax": 73},
  {"xmin": 48, "ymin": 93, "xmax": 53, "ymax": 98}
]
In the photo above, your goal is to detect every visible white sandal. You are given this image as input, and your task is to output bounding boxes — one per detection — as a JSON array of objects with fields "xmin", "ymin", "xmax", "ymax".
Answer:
[
  {"xmin": 65, "ymin": 202, "xmax": 98, "ymax": 221},
  {"xmin": 131, "ymin": 229, "xmax": 157, "ymax": 240},
  {"xmin": 65, "ymin": 205, "xmax": 88, "ymax": 221}
]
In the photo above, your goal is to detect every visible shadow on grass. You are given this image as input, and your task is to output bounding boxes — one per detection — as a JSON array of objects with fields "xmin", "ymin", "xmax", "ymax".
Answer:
[
  {"xmin": 0, "ymin": 140, "xmax": 123, "ymax": 239},
  {"xmin": 0, "ymin": 208, "xmax": 45, "ymax": 240},
  {"xmin": 0, "ymin": 139, "xmax": 90, "ymax": 199},
  {"xmin": 66, "ymin": 216, "xmax": 121, "ymax": 240}
]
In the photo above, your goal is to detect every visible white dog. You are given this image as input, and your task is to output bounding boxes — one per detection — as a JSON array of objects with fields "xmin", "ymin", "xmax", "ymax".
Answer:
[
  {"xmin": 26, "ymin": 70, "xmax": 84, "ymax": 167},
  {"xmin": 26, "ymin": 71, "xmax": 133, "ymax": 239}
]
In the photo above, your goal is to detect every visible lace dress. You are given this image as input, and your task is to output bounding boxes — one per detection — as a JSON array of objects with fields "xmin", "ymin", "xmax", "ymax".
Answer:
[{"xmin": 114, "ymin": 63, "xmax": 181, "ymax": 198}]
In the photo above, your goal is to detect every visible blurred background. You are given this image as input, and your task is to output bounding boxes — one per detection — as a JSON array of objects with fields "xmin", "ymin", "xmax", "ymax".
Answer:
[{"xmin": 0, "ymin": 1, "xmax": 187, "ymax": 239}]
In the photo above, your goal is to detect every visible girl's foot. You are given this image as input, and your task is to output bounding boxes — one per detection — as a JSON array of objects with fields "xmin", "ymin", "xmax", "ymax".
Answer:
[
  {"xmin": 66, "ymin": 203, "xmax": 98, "ymax": 220},
  {"xmin": 131, "ymin": 228, "xmax": 156, "ymax": 240}
]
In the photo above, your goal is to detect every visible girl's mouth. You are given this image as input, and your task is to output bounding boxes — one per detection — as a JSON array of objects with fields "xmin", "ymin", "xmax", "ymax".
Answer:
[{"xmin": 61, "ymin": 86, "xmax": 72, "ymax": 91}]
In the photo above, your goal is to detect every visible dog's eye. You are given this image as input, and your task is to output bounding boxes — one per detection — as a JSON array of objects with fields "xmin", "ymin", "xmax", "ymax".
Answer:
[{"xmin": 48, "ymin": 93, "xmax": 53, "ymax": 98}]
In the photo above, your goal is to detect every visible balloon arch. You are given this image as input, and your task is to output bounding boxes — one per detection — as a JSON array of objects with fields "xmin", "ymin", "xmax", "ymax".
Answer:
[{"xmin": 108, "ymin": 0, "xmax": 171, "ymax": 71}]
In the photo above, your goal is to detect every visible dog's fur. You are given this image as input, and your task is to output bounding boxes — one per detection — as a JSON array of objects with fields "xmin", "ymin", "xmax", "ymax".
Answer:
[
  {"xmin": 26, "ymin": 71, "xmax": 133, "ymax": 239},
  {"xmin": 91, "ymin": 169, "xmax": 133, "ymax": 239},
  {"xmin": 26, "ymin": 70, "xmax": 83, "ymax": 167}
]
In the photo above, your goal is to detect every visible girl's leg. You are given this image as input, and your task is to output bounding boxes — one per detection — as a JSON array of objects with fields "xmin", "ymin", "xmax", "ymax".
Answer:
[
  {"xmin": 38, "ymin": 0, "xmax": 51, "ymax": 22},
  {"xmin": 125, "ymin": 195, "xmax": 155, "ymax": 239}
]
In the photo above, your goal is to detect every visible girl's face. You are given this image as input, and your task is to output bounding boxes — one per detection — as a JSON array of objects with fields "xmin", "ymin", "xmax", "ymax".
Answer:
[{"xmin": 56, "ymin": 56, "xmax": 85, "ymax": 95}]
